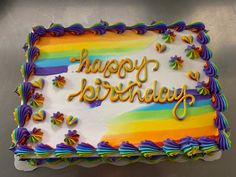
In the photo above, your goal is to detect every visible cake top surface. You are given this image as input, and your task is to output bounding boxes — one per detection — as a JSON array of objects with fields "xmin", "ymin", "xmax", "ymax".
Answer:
[{"xmin": 11, "ymin": 21, "xmax": 230, "ymax": 160}]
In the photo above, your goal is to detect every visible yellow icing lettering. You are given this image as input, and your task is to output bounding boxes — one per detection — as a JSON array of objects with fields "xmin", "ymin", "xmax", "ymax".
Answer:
[
  {"xmin": 70, "ymin": 49, "xmax": 159, "ymax": 83},
  {"xmin": 68, "ymin": 49, "xmax": 195, "ymax": 120}
]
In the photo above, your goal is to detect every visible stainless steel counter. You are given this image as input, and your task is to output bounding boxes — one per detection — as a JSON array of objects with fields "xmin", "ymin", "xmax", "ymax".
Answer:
[{"xmin": 0, "ymin": 0, "xmax": 235, "ymax": 176}]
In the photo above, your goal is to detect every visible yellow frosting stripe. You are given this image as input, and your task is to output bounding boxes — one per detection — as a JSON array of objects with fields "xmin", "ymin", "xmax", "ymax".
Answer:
[
  {"xmin": 36, "ymin": 31, "xmax": 157, "ymax": 46},
  {"xmin": 105, "ymin": 111, "xmax": 216, "ymax": 134},
  {"xmin": 37, "ymin": 38, "xmax": 154, "ymax": 53},
  {"xmin": 102, "ymin": 126, "xmax": 219, "ymax": 147}
]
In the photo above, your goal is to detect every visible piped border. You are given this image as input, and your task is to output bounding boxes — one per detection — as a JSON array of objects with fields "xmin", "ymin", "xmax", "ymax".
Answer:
[{"xmin": 11, "ymin": 21, "xmax": 231, "ymax": 166}]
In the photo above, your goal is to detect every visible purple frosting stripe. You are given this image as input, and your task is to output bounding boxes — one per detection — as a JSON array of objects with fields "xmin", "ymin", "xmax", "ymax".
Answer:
[{"xmin": 35, "ymin": 66, "xmax": 68, "ymax": 75}]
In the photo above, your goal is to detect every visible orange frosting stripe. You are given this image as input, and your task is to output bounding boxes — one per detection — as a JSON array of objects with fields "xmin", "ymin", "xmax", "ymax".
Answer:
[{"xmin": 102, "ymin": 126, "xmax": 219, "ymax": 147}]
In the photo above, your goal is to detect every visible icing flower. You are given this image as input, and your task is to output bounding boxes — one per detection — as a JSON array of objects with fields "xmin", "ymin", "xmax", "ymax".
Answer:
[
  {"xmin": 35, "ymin": 143, "xmax": 54, "ymax": 157},
  {"xmin": 168, "ymin": 21, "xmax": 186, "ymax": 32},
  {"xmin": 65, "ymin": 23, "xmax": 85, "ymax": 35},
  {"xmin": 26, "ymin": 46, "xmax": 40, "ymax": 63},
  {"xmin": 51, "ymin": 112, "xmax": 64, "ymax": 125},
  {"xmin": 28, "ymin": 128, "xmax": 43, "ymax": 143},
  {"xmin": 196, "ymin": 81, "xmax": 210, "ymax": 95},
  {"xmin": 162, "ymin": 29, "xmax": 176, "ymax": 43},
  {"xmin": 32, "ymin": 78, "xmax": 45, "ymax": 89},
  {"xmin": 215, "ymin": 111, "xmax": 230, "ymax": 131},
  {"xmin": 11, "ymin": 127, "xmax": 30, "ymax": 145},
  {"xmin": 55, "ymin": 143, "xmax": 76, "ymax": 157},
  {"xmin": 139, "ymin": 140, "xmax": 162, "ymax": 157},
  {"xmin": 186, "ymin": 71, "xmax": 200, "ymax": 81},
  {"xmin": 203, "ymin": 61, "xmax": 219, "ymax": 78},
  {"xmin": 107, "ymin": 22, "xmax": 126, "ymax": 34},
  {"xmin": 182, "ymin": 35, "xmax": 193, "ymax": 44},
  {"xmin": 180, "ymin": 136, "xmax": 199, "ymax": 156},
  {"xmin": 64, "ymin": 130, "xmax": 80, "ymax": 146},
  {"xmin": 96, "ymin": 141, "xmax": 118, "ymax": 157},
  {"xmin": 211, "ymin": 93, "xmax": 228, "ymax": 112},
  {"xmin": 47, "ymin": 23, "xmax": 64, "ymax": 36},
  {"xmin": 76, "ymin": 143, "xmax": 96, "ymax": 156},
  {"xmin": 20, "ymin": 63, "xmax": 35, "ymax": 81},
  {"xmin": 207, "ymin": 77, "xmax": 222, "ymax": 94},
  {"xmin": 185, "ymin": 45, "xmax": 200, "ymax": 59},
  {"xmin": 15, "ymin": 82, "xmax": 34, "ymax": 104},
  {"xmin": 27, "ymin": 32, "xmax": 39, "ymax": 47},
  {"xmin": 163, "ymin": 139, "xmax": 181, "ymax": 157},
  {"xmin": 66, "ymin": 115, "xmax": 78, "ymax": 126},
  {"xmin": 198, "ymin": 136, "xmax": 218, "ymax": 154},
  {"xmin": 148, "ymin": 21, "xmax": 167, "ymax": 33},
  {"xmin": 33, "ymin": 25, "xmax": 47, "ymax": 36},
  {"xmin": 52, "ymin": 75, "xmax": 66, "ymax": 88},
  {"xmin": 197, "ymin": 31, "xmax": 210, "ymax": 44},
  {"xmin": 14, "ymin": 145, "xmax": 34, "ymax": 157},
  {"xmin": 186, "ymin": 22, "xmax": 206, "ymax": 32},
  {"xmin": 119, "ymin": 141, "xmax": 139, "ymax": 157},
  {"xmin": 32, "ymin": 110, "xmax": 46, "ymax": 122},
  {"xmin": 218, "ymin": 130, "xmax": 231, "ymax": 151},
  {"xmin": 169, "ymin": 55, "xmax": 184, "ymax": 70},
  {"xmin": 199, "ymin": 45, "xmax": 212, "ymax": 61},
  {"xmin": 30, "ymin": 93, "xmax": 44, "ymax": 107},
  {"xmin": 90, "ymin": 22, "xmax": 107, "ymax": 35},
  {"xmin": 13, "ymin": 105, "xmax": 32, "ymax": 127},
  {"xmin": 156, "ymin": 43, "xmax": 166, "ymax": 53},
  {"xmin": 129, "ymin": 23, "xmax": 147, "ymax": 34}
]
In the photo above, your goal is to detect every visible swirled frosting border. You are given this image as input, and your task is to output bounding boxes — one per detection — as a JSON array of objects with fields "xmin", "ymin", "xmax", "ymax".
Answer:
[{"xmin": 11, "ymin": 21, "xmax": 231, "ymax": 167}]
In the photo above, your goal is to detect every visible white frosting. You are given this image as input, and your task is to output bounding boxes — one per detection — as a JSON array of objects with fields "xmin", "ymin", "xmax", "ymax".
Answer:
[{"xmin": 25, "ymin": 30, "xmax": 208, "ymax": 149}]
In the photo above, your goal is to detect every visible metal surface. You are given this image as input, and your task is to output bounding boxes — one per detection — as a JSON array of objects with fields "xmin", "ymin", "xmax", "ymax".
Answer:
[{"xmin": 0, "ymin": 0, "xmax": 235, "ymax": 176}]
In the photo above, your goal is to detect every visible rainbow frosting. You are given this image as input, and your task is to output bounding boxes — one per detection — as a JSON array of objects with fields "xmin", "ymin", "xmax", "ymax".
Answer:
[{"xmin": 10, "ymin": 21, "xmax": 230, "ymax": 170}]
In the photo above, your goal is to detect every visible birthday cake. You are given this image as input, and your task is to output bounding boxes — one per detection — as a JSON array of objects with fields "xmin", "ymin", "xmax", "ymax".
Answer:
[{"xmin": 11, "ymin": 21, "xmax": 231, "ymax": 170}]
